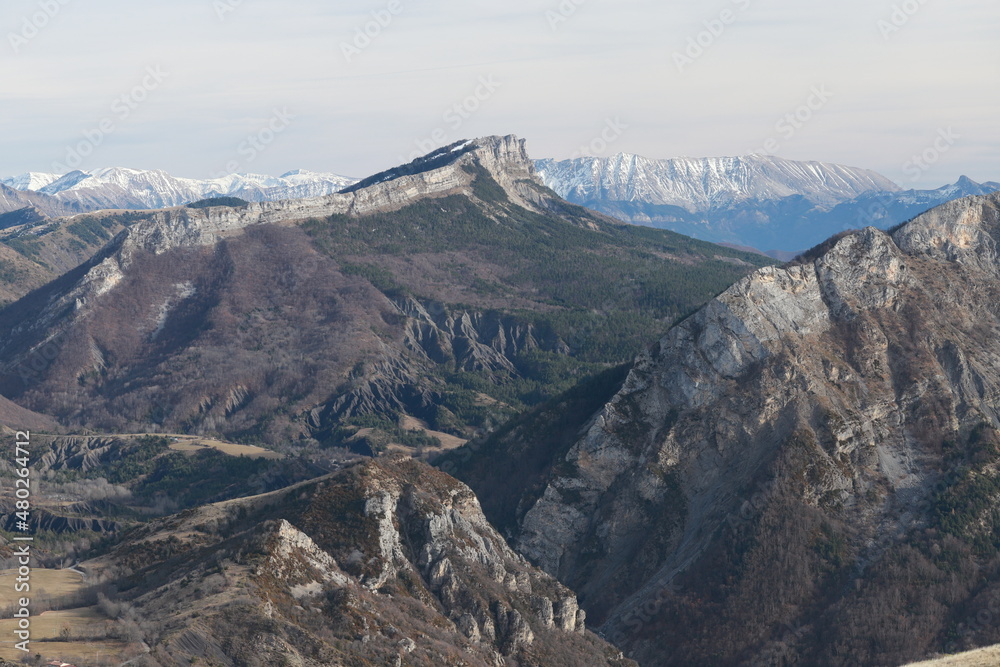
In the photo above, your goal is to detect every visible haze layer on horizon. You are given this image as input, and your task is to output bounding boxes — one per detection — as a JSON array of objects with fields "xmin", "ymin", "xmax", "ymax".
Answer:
[{"xmin": 1, "ymin": 0, "xmax": 996, "ymax": 187}]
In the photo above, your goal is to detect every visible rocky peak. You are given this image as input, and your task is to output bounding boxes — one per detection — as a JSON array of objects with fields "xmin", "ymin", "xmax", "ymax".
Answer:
[
  {"xmin": 0, "ymin": 135, "xmax": 554, "ymax": 350},
  {"xmin": 90, "ymin": 457, "xmax": 633, "ymax": 666},
  {"xmin": 451, "ymin": 191, "xmax": 1000, "ymax": 665},
  {"xmin": 893, "ymin": 192, "xmax": 1000, "ymax": 265},
  {"xmin": 536, "ymin": 152, "xmax": 901, "ymax": 213},
  {"xmin": 470, "ymin": 134, "xmax": 540, "ymax": 189},
  {"xmin": 342, "ymin": 134, "xmax": 546, "ymax": 213},
  {"xmin": 291, "ymin": 458, "xmax": 591, "ymax": 641}
]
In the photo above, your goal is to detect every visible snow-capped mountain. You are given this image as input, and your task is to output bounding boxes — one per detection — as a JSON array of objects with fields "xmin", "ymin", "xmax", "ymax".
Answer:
[
  {"xmin": 895, "ymin": 175, "xmax": 1000, "ymax": 205},
  {"xmin": 6, "ymin": 154, "xmax": 995, "ymax": 256},
  {"xmin": 534, "ymin": 153, "xmax": 998, "ymax": 253},
  {"xmin": 1, "ymin": 172, "xmax": 61, "ymax": 192},
  {"xmin": 2, "ymin": 167, "xmax": 358, "ymax": 211},
  {"xmin": 535, "ymin": 153, "xmax": 900, "ymax": 213},
  {"xmin": 817, "ymin": 175, "xmax": 1000, "ymax": 238}
]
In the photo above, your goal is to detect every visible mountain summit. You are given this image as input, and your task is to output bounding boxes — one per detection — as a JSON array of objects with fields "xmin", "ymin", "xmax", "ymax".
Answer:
[
  {"xmin": 78, "ymin": 456, "xmax": 634, "ymax": 666},
  {"xmin": 536, "ymin": 153, "xmax": 899, "ymax": 213},
  {"xmin": 0, "ymin": 135, "xmax": 769, "ymax": 451},
  {"xmin": 2, "ymin": 166, "xmax": 358, "ymax": 211},
  {"xmin": 0, "ymin": 171, "xmax": 61, "ymax": 191},
  {"xmin": 446, "ymin": 192, "xmax": 1000, "ymax": 665},
  {"xmin": 536, "ymin": 153, "xmax": 999, "ymax": 254}
]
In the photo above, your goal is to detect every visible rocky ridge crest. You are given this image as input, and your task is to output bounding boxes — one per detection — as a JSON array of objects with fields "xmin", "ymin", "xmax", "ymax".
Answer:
[
  {"xmin": 90, "ymin": 457, "xmax": 633, "ymax": 666},
  {"xmin": 451, "ymin": 193, "xmax": 1000, "ymax": 664}
]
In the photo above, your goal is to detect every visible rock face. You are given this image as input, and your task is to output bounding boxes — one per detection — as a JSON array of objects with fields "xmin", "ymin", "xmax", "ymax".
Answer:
[
  {"xmin": 0, "ymin": 135, "xmax": 767, "ymax": 448},
  {"xmin": 450, "ymin": 193, "xmax": 1000, "ymax": 665},
  {"xmin": 309, "ymin": 294, "xmax": 563, "ymax": 427},
  {"xmin": 0, "ymin": 136, "xmax": 544, "ymax": 336},
  {"xmin": 92, "ymin": 457, "xmax": 634, "ymax": 666}
]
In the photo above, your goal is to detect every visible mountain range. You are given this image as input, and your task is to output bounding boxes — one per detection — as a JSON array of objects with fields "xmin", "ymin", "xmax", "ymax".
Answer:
[
  {"xmin": 444, "ymin": 190, "xmax": 1000, "ymax": 665},
  {"xmin": 537, "ymin": 154, "xmax": 1000, "ymax": 254},
  {"xmin": 5, "ymin": 135, "xmax": 1000, "ymax": 666},
  {"xmin": 6, "ymin": 154, "xmax": 997, "ymax": 257},
  {"xmin": 536, "ymin": 153, "xmax": 900, "ymax": 211},
  {"xmin": 1, "ymin": 167, "xmax": 358, "ymax": 212},
  {"xmin": 0, "ymin": 136, "xmax": 768, "ymax": 455}
]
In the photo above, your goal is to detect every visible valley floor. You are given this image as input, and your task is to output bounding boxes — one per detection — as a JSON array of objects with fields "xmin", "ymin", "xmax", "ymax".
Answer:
[{"xmin": 0, "ymin": 568, "xmax": 129, "ymax": 664}]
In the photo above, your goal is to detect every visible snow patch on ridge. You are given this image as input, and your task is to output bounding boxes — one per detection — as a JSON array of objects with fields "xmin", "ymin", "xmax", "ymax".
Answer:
[{"xmin": 535, "ymin": 153, "xmax": 902, "ymax": 213}]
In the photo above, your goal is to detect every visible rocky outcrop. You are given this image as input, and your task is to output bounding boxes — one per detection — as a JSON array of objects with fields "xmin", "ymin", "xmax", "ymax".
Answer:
[
  {"xmin": 452, "ymin": 193, "xmax": 1000, "ymax": 665},
  {"xmin": 291, "ymin": 458, "xmax": 592, "ymax": 649},
  {"xmin": 0, "ymin": 132, "xmax": 766, "ymax": 451},
  {"xmin": 396, "ymin": 295, "xmax": 556, "ymax": 374},
  {"xmin": 312, "ymin": 295, "xmax": 562, "ymax": 428},
  {"xmin": 92, "ymin": 457, "xmax": 634, "ymax": 667},
  {"xmin": 34, "ymin": 436, "xmax": 121, "ymax": 472},
  {"xmin": 0, "ymin": 136, "xmax": 540, "ymax": 335},
  {"xmin": 261, "ymin": 519, "xmax": 350, "ymax": 590}
]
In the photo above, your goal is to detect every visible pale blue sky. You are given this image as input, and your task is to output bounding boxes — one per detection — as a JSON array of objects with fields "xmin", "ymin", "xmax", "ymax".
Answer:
[{"xmin": 1, "ymin": 0, "xmax": 996, "ymax": 187}]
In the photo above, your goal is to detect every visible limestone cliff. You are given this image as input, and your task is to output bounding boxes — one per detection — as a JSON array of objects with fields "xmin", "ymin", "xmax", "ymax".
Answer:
[
  {"xmin": 0, "ymin": 135, "xmax": 765, "ymax": 449},
  {"xmin": 89, "ymin": 457, "xmax": 633, "ymax": 666},
  {"xmin": 449, "ymin": 193, "xmax": 1000, "ymax": 665}
]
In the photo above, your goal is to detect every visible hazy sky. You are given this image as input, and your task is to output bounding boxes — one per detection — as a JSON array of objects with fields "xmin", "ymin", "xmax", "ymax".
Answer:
[{"xmin": 2, "ymin": 0, "xmax": 996, "ymax": 187}]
